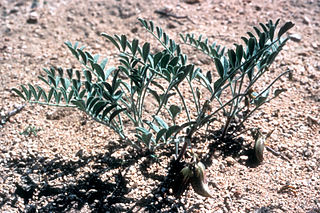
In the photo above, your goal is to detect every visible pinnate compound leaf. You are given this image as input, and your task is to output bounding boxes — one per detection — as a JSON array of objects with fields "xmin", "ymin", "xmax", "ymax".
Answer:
[
  {"xmin": 102, "ymin": 104, "xmax": 117, "ymax": 120},
  {"xmin": 93, "ymin": 63, "xmax": 105, "ymax": 81},
  {"xmin": 214, "ymin": 78, "xmax": 223, "ymax": 92},
  {"xmin": 28, "ymin": 84, "xmax": 37, "ymax": 100},
  {"xmin": 83, "ymin": 70, "xmax": 92, "ymax": 82},
  {"xmin": 278, "ymin": 21, "xmax": 294, "ymax": 39},
  {"xmin": 259, "ymin": 32, "xmax": 266, "ymax": 48},
  {"xmin": 138, "ymin": 18, "xmax": 148, "ymax": 28},
  {"xmin": 71, "ymin": 100, "xmax": 86, "ymax": 110},
  {"xmin": 142, "ymin": 42, "xmax": 150, "ymax": 63},
  {"xmin": 67, "ymin": 89, "xmax": 74, "ymax": 103},
  {"xmin": 53, "ymin": 91, "xmax": 62, "ymax": 104},
  {"xmin": 101, "ymin": 33, "xmax": 120, "ymax": 50},
  {"xmin": 131, "ymin": 39, "xmax": 139, "ymax": 56},
  {"xmin": 77, "ymin": 49, "xmax": 87, "ymax": 65},
  {"xmin": 160, "ymin": 54, "xmax": 170, "ymax": 68},
  {"xmin": 12, "ymin": 88, "xmax": 26, "ymax": 101},
  {"xmin": 64, "ymin": 41, "xmax": 79, "ymax": 60},
  {"xmin": 21, "ymin": 85, "xmax": 31, "ymax": 101},
  {"xmin": 142, "ymin": 133, "xmax": 152, "ymax": 147},
  {"xmin": 100, "ymin": 58, "xmax": 108, "ymax": 71},
  {"xmin": 92, "ymin": 101, "xmax": 108, "ymax": 117},
  {"xmin": 156, "ymin": 129, "xmax": 167, "ymax": 143},
  {"xmin": 236, "ymin": 45, "xmax": 243, "ymax": 65},
  {"xmin": 47, "ymin": 87, "xmax": 55, "ymax": 103},
  {"xmin": 120, "ymin": 35, "xmax": 127, "ymax": 51},
  {"xmin": 228, "ymin": 49, "xmax": 236, "ymax": 68},
  {"xmin": 60, "ymin": 78, "xmax": 70, "ymax": 90},
  {"xmin": 248, "ymin": 37, "xmax": 256, "ymax": 56},
  {"xmin": 109, "ymin": 108, "xmax": 126, "ymax": 124},
  {"xmin": 165, "ymin": 125, "xmax": 180, "ymax": 140},
  {"xmin": 214, "ymin": 58, "xmax": 224, "ymax": 78},
  {"xmin": 169, "ymin": 105, "xmax": 181, "ymax": 120},
  {"xmin": 148, "ymin": 88, "xmax": 160, "ymax": 105},
  {"xmin": 153, "ymin": 115, "xmax": 169, "ymax": 129},
  {"xmin": 153, "ymin": 52, "xmax": 163, "ymax": 68},
  {"xmin": 269, "ymin": 25, "xmax": 275, "ymax": 41}
]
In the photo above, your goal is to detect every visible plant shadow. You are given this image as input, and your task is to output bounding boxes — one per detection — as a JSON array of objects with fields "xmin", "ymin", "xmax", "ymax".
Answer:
[
  {"xmin": 201, "ymin": 129, "xmax": 262, "ymax": 168},
  {"xmin": 3, "ymin": 140, "xmax": 144, "ymax": 212},
  {"xmin": 3, "ymin": 128, "xmax": 263, "ymax": 212}
]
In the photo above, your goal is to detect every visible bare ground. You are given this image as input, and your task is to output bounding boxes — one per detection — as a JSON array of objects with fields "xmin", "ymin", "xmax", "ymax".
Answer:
[{"xmin": 0, "ymin": 0, "xmax": 319, "ymax": 212}]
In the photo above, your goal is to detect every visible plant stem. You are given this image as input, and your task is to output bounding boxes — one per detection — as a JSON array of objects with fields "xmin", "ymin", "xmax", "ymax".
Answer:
[
  {"xmin": 138, "ymin": 72, "xmax": 155, "ymax": 123},
  {"xmin": 230, "ymin": 69, "xmax": 291, "ymax": 135},
  {"xmin": 175, "ymin": 86, "xmax": 191, "ymax": 123},
  {"xmin": 29, "ymin": 101, "xmax": 77, "ymax": 108},
  {"xmin": 188, "ymin": 79, "xmax": 200, "ymax": 115}
]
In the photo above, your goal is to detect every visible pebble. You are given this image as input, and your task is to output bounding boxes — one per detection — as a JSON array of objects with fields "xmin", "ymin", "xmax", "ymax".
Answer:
[
  {"xmin": 184, "ymin": 0, "xmax": 201, "ymax": 4},
  {"xmin": 239, "ymin": 155, "xmax": 248, "ymax": 161},
  {"xmin": 303, "ymin": 149, "xmax": 313, "ymax": 158},
  {"xmin": 302, "ymin": 16, "xmax": 310, "ymax": 25},
  {"xmin": 289, "ymin": 34, "xmax": 302, "ymax": 42},
  {"xmin": 0, "ymin": 111, "xmax": 6, "ymax": 117},
  {"xmin": 27, "ymin": 11, "xmax": 39, "ymax": 24},
  {"xmin": 285, "ymin": 151, "xmax": 294, "ymax": 160}
]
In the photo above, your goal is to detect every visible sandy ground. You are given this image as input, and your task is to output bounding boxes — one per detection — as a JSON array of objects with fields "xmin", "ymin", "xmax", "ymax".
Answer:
[{"xmin": 0, "ymin": 0, "xmax": 319, "ymax": 212}]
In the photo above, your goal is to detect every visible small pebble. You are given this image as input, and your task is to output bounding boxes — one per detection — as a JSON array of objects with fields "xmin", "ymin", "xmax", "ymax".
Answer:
[
  {"xmin": 302, "ymin": 16, "xmax": 310, "ymax": 25},
  {"xmin": 304, "ymin": 149, "xmax": 313, "ymax": 158},
  {"xmin": 239, "ymin": 155, "xmax": 248, "ymax": 161},
  {"xmin": 289, "ymin": 34, "xmax": 302, "ymax": 42},
  {"xmin": 27, "ymin": 11, "xmax": 39, "ymax": 24}
]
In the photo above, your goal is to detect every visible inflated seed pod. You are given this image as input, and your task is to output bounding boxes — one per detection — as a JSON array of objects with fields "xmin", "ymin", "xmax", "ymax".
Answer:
[
  {"xmin": 190, "ymin": 162, "xmax": 212, "ymax": 198},
  {"xmin": 254, "ymin": 133, "xmax": 266, "ymax": 163},
  {"xmin": 172, "ymin": 165, "xmax": 193, "ymax": 198}
]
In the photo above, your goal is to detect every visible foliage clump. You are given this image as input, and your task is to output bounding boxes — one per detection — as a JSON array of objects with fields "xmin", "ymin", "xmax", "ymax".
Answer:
[{"xmin": 13, "ymin": 18, "xmax": 294, "ymax": 196}]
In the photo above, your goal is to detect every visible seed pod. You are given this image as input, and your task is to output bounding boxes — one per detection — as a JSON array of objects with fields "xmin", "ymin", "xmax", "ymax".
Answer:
[
  {"xmin": 254, "ymin": 133, "xmax": 265, "ymax": 163},
  {"xmin": 172, "ymin": 165, "xmax": 193, "ymax": 198},
  {"xmin": 191, "ymin": 162, "xmax": 212, "ymax": 198}
]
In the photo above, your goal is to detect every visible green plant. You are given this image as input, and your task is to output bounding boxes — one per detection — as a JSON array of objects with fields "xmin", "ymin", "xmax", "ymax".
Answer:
[
  {"xmin": 13, "ymin": 18, "xmax": 294, "ymax": 196},
  {"xmin": 19, "ymin": 125, "xmax": 41, "ymax": 136}
]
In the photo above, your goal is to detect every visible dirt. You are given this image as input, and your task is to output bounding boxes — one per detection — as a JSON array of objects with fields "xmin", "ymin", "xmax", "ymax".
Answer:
[{"xmin": 0, "ymin": 0, "xmax": 320, "ymax": 212}]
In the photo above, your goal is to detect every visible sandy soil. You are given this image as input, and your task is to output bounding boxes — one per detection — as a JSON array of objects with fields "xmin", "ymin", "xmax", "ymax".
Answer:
[{"xmin": 0, "ymin": 0, "xmax": 319, "ymax": 212}]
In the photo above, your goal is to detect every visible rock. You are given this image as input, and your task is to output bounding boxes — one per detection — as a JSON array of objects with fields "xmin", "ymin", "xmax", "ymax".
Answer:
[
  {"xmin": 285, "ymin": 151, "xmax": 294, "ymax": 160},
  {"xmin": 239, "ymin": 155, "xmax": 248, "ymax": 161},
  {"xmin": 131, "ymin": 27, "xmax": 138, "ymax": 33},
  {"xmin": 19, "ymin": 36, "xmax": 26, "ymax": 41},
  {"xmin": 27, "ymin": 11, "xmax": 39, "ymax": 24},
  {"xmin": 302, "ymin": 16, "xmax": 310, "ymax": 25},
  {"xmin": 184, "ymin": 0, "xmax": 201, "ymax": 4},
  {"xmin": 303, "ymin": 149, "xmax": 313, "ymax": 158},
  {"xmin": 289, "ymin": 34, "xmax": 302, "ymax": 42}
]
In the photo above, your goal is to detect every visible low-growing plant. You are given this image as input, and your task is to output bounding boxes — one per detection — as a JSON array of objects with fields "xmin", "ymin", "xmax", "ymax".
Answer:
[
  {"xmin": 13, "ymin": 18, "xmax": 294, "ymax": 197},
  {"xmin": 19, "ymin": 125, "xmax": 41, "ymax": 137}
]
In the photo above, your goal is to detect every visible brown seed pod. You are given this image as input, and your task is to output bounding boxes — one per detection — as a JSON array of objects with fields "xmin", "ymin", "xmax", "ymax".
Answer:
[
  {"xmin": 172, "ymin": 163, "xmax": 192, "ymax": 198},
  {"xmin": 190, "ymin": 162, "xmax": 213, "ymax": 198},
  {"xmin": 254, "ymin": 133, "xmax": 265, "ymax": 163}
]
